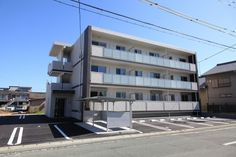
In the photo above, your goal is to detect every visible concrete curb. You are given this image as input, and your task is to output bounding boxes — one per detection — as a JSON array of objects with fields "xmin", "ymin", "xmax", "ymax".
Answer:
[{"xmin": 1, "ymin": 123, "xmax": 236, "ymax": 155}]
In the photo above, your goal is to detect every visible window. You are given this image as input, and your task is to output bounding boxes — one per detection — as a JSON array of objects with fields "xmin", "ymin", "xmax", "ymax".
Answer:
[
  {"xmin": 116, "ymin": 92, "xmax": 126, "ymax": 98},
  {"xmin": 91, "ymin": 65, "xmax": 98, "ymax": 72},
  {"xmin": 212, "ymin": 79, "xmax": 218, "ymax": 88},
  {"xmin": 170, "ymin": 75, "xmax": 174, "ymax": 80},
  {"xmin": 116, "ymin": 68, "xmax": 126, "ymax": 75},
  {"xmin": 92, "ymin": 40, "xmax": 107, "ymax": 48},
  {"xmin": 150, "ymin": 72, "xmax": 160, "ymax": 79},
  {"xmin": 90, "ymin": 91, "xmax": 106, "ymax": 97},
  {"xmin": 170, "ymin": 94, "xmax": 175, "ymax": 101},
  {"xmin": 134, "ymin": 49, "xmax": 142, "ymax": 54},
  {"xmin": 135, "ymin": 93, "xmax": 143, "ymax": 100},
  {"xmin": 218, "ymin": 78, "xmax": 231, "ymax": 87},
  {"xmin": 116, "ymin": 45, "xmax": 126, "ymax": 51},
  {"xmin": 149, "ymin": 52, "xmax": 159, "ymax": 57},
  {"xmin": 169, "ymin": 56, "xmax": 172, "ymax": 60},
  {"xmin": 181, "ymin": 76, "xmax": 188, "ymax": 81},
  {"xmin": 179, "ymin": 58, "xmax": 186, "ymax": 62},
  {"xmin": 91, "ymin": 65, "xmax": 106, "ymax": 73},
  {"xmin": 135, "ymin": 71, "xmax": 142, "ymax": 77},
  {"xmin": 181, "ymin": 94, "xmax": 189, "ymax": 101},
  {"xmin": 150, "ymin": 93, "xmax": 161, "ymax": 101}
]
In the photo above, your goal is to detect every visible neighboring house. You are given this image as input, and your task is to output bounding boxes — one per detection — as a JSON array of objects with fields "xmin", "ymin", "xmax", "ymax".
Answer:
[
  {"xmin": 0, "ymin": 87, "xmax": 9, "ymax": 106},
  {"xmin": 200, "ymin": 61, "xmax": 236, "ymax": 113},
  {"xmin": 199, "ymin": 78, "xmax": 208, "ymax": 113},
  {"xmin": 0, "ymin": 86, "xmax": 32, "ymax": 104},
  {"xmin": 0, "ymin": 86, "xmax": 32, "ymax": 111},
  {"xmin": 46, "ymin": 26, "xmax": 199, "ymax": 120},
  {"xmin": 29, "ymin": 92, "xmax": 46, "ymax": 113}
]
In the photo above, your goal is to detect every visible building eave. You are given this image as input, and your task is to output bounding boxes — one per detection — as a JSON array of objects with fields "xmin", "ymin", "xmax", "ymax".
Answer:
[{"xmin": 49, "ymin": 42, "xmax": 72, "ymax": 57}]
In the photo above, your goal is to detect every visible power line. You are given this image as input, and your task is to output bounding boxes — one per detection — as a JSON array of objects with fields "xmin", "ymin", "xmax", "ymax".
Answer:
[
  {"xmin": 53, "ymin": 0, "xmax": 236, "ymax": 50},
  {"xmin": 198, "ymin": 43, "xmax": 236, "ymax": 63},
  {"xmin": 78, "ymin": 0, "xmax": 82, "ymax": 37},
  {"xmin": 218, "ymin": 0, "xmax": 236, "ymax": 8},
  {"xmin": 142, "ymin": 0, "xmax": 236, "ymax": 36},
  {"xmin": 70, "ymin": 0, "xmax": 236, "ymax": 50}
]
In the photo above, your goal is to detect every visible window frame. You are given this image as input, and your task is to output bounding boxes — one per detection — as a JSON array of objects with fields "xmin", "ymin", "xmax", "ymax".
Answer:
[
  {"xmin": 135, "ymin": 70, "xmax": 143, "ymax": 77},
  {"xmin": 116, "ymin": 68, "xmax": 126, "ymax": 75},
  {"xmin": 116, "ymin": 45, "xmax": 126, "ymax": 51},
  {"xmin": 116, "ymin": 92, "xmax": 126, "ymax": 98}
]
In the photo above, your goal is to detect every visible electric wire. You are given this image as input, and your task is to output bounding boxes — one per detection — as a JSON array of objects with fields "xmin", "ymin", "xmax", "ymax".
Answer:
[
  {"xmin": 53, "ymin": 0, "xmax": 236, "ymax": 63},
  {"xmin": 68, "ymin": 0, "xmax": 236, "ymax": 50},
  {"xmin": 198, "ymin": 42, "xmax": 236, "ymax": 63},
  {"xmin": 143, "ymin": 0, "xmax": 236, "ymax": 36},
  {"xmin": 54, "ymin": 0, "xmax": 235, "ymax": 56}
]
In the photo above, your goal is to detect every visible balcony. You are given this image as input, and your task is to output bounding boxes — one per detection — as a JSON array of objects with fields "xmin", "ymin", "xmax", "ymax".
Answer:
[
  {"xmin": 91, "ymin": 45, "xmax": 196, "ymax": 72},
  {"xmin": 48, "ymin": 61, "xmax": 72, "ymax": 76},
  {"xmin": 91, "ymin": 72, "xmax": 198, "ymax": 91},
  {"xmin": 47, "ymin": 83, "xmax": 75, "ymax": 94},
  {"xmin": 0, "ymin": 96, "xmax": 8, "ymax": 102},
  {"xmin": 87, "ymin": 100, "xmax": 199, "ymax": 112}
]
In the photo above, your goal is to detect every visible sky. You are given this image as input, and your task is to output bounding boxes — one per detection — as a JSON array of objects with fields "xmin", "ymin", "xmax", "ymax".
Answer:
[{"xmin": 0, "ymin": 0, "xmax": 235, "ymax": 92}]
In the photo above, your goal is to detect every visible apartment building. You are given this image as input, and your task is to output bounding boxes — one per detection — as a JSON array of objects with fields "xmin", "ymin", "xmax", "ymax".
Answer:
[
  {"xmin": 46, "ymin": 26, "xmax": 199, "ymax": 120},
  {"xmin": 0, "ymin": 86, "xmax": 32, "ymax": 105},
  {"xmin": 200, "ymin": 61, "xmax": 236, "ymax": 113}
]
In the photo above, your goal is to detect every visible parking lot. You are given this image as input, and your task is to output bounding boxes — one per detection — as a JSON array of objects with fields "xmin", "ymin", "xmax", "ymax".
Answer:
[{"xmin": 0, "ymin": 114, "xmax": 236, "ymax": 148}]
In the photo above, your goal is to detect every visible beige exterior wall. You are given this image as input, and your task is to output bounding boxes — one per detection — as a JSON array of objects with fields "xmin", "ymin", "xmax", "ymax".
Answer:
[
  {"xmin": 206, "ymin": 72, "xmax": 236, "ymax": 106},
  {"xmin": 199, "ymin": 88, "xmax": 208, "ymax": 112}
]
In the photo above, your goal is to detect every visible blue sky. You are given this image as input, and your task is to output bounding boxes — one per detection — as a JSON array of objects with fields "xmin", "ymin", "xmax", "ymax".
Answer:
[{"xmin": 0, "ymin": 0, "xmax": 235, "ymax": 92}]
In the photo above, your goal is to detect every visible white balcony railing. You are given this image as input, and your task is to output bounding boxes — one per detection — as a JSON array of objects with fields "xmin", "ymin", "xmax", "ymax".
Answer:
[
  {"xmin": 48, "ymin": 61, "xmax": 72, "ymax": 76},
  {"xmin": 91, "ymin": 45, "xmax": 196, "ymax": 72},
  {"xmin": 87, "ymin": 101, "xmax": 199, "ymax": 112},
  {"xmin": 91, "ymin": 72, "xmax": 198, "ymax": 91}
]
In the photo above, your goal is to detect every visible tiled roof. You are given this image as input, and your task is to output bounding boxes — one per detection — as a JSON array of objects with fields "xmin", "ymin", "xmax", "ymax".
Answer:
[{"xmin": 202, "ymin": 61, "xmax": 236, "ymax": 76}]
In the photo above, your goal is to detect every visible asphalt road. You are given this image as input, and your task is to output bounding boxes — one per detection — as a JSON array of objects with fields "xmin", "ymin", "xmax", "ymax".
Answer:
[
  {"xmin": 0, "ymin": 115, "xmax": 93, "ymax": 147},
  {"xmin": 2, "ymin": 124, "xmax": 236, "ymax": 157}
]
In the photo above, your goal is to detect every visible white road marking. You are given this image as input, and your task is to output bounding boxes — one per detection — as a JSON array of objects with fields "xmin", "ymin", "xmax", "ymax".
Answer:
[
  {"xmin": 96, "ymin": 120, "xmax": 143, "ymax": 134},
  {"xmin": 223, "ymin": 141, "xmax": 236, "ymax": 146},
  {"xmin": 19, "ymin": 115, "xmax": 25, "ymax": 120},
  {"xmin": 53, "ymin": 125, "xmax": 71, "ymax": 140},
  {"xmin": 86, "ymin": 121, "xmax": 111, "ymax": 132},
  {"xmin": 160, "ymin": 119, "xmax": 166, "ymax": 122},
  {"xmin": 206, "ymin": 120, "xmax": 229, "ymax": 125},
  {"xmin": 133, "ymin": 121, "xmax": 171, "ymax": 131},
  {"xmin": 16, "ymin": 127, "xmax": 23, "ymax": 145},
  {"xmin": 186, "ymin": 121, "xmax": 214, "ymax": 127},
  {"xmin": 150, "ymin": 119, "xmax": 158, "ymax": 122},
  {"xmin": 7, "ymin": 127, "xmax": 24, "ymax": 146},
  {"xmin": 139, "ymin": 120, "xmax": 145, "ymax": 123},
  {"xmin": 159, "ymin": 121, "xmax": 195, "ymax": 129}
]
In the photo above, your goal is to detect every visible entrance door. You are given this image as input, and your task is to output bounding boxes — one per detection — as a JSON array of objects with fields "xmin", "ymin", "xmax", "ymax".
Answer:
[{"xmin": 54, "ymin": 98, "xmax": 65, "ymax": 118}]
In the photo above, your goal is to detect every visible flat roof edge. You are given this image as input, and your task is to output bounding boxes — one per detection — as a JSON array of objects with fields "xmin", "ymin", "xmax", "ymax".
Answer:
[
  {"xmin": 90, "ymin": 26, "xmax": 196, "ymax": 55},
  {"xmin": 49, "ymin": 41, "xmax": 72, "ymax": 56}
]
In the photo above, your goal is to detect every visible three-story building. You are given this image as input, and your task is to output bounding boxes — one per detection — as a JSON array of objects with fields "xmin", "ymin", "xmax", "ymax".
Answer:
[{"xmin": 46, "ymin": 26, "xmax": 199, "ymax": 120}]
